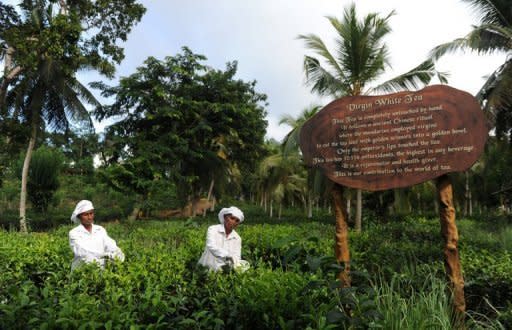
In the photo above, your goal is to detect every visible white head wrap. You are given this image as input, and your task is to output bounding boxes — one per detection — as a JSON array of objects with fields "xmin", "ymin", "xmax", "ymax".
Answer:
[
  {"xmin": 70, "ymin": 200, "xmax": 94, "ymax": 224},
  {"xmin": 218, "ymin": 206, "xmax": 244, "ymax": 224}
]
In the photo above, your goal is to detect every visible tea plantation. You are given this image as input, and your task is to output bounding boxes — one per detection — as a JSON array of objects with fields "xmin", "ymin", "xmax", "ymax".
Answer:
[{"xmin": 1, "ymin": 212, "xmax": 511, "ymax": 329}]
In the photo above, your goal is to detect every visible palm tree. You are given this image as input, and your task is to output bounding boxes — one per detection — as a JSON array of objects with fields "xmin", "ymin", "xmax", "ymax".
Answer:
[
  {"xmin": 298, "ymin": 3, "xmax": 447, "ymax": 231},
  {"xmin": 279, "ymin": 104, "xmax": 325, "ymax": 218},
  {"xmin": 256, "ymin": 150, "xmax": 306, "ymax": 218},
  {"xmin": 279, "ymin": 105, "xmax": 322, "ymax": 156},
  {"xmin": 4, "ymin": 3, "xmax": 99, "ymax": 232},
  {"xmin": 0, "ymin": 3, "xmax": 22, "ymax": 113},
  {"xmin": 428, "ymin": 0, "xmax": 512, "ymax": 137}
]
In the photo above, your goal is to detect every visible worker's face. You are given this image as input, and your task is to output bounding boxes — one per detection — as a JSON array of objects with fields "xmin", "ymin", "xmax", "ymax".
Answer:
[
  {"xmin": 223, "ymin": 214, "xmax": 241, "ymax": 232},
  {"xmin": 79, "ymin": 210, "xmax": 95, "ymax": 226}
]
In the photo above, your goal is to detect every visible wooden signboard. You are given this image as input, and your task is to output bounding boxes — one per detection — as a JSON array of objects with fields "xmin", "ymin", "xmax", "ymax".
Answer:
[{"xmin": 299, "ymin": 85, "xmax": 488, "ymax": 191}]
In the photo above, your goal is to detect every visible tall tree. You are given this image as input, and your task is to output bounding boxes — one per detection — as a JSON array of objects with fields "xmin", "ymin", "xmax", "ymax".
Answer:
[
  {"xmin": 279, "ymin": 104, "xmax": 324, "ymax": 218},
  {"xmin": 95, "ymin": 48, "xmax": 268, "ymax": 217},
  {"xmin": 257, "ymin": 151, "xmax": 306, "ymax": 218},
  {"xmin": 45, "ymin": 130, "xmax": 99, "ymax": 178},
  {"xmin": 0, "ymin": 0, "xmax": 145, "ymax": 232},
  {"xmin": 23, "ymin": 146, "xmax": 64, "ymax": 212},
  {"xmin": 299, "ymin": 4, "xmax": 447, "ymax": 231},
  {"xmin": 428, "ymin": 0, "xmax": 512, "ymax": 141}
]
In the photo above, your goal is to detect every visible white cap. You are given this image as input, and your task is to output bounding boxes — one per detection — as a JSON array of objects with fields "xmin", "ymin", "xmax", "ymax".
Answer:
[
  {"xmin": 218, "ymin": 206, "xmax": 244, "ymax": 224},
  {"xmin": 70, "ymin": 200, "xmax": 94, "ymax": 224}
]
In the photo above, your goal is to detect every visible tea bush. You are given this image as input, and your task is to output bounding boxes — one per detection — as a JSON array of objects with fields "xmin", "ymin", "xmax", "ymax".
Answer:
[{"xmin": 0, "ymin": 214, "xmax": 510, "ymax": 329}]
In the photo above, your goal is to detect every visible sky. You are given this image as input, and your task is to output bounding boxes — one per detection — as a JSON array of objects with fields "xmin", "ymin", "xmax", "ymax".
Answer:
[{"xmin": 3, "ymin": 0, "xmax": 508, "ymax": 141}]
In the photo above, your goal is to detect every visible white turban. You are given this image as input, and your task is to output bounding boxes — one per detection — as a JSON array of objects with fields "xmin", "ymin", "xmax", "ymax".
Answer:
[
  {"xmin": 71, "ymin": 200, "xmax": 94, "ymax": 224},
  {"xmin": 218, "ymin": 206, "xmax": 244, "ymax": 224}
]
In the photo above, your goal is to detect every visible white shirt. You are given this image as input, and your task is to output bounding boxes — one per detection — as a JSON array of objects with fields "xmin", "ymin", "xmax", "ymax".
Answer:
[
  {"xmin": 198, "ymin": 224, "xmax": 242, "ymax": 271},
  {"xmin": 69, "ymin": 224, "xmax": 125, "ymax": 270}
]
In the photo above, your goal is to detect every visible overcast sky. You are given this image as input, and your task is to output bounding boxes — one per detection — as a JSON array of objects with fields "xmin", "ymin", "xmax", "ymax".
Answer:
[{"xmin": 5, "ymin": 0, "xmax": 508, "ymax": 141}]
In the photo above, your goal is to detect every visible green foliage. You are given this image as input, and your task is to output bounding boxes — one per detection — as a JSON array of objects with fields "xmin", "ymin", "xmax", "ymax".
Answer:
[
  {"xmin": 428, "ymin": 0, "xmax": 512, "ymax": 138},
  {"xmin": 45, "ymin": 130, "xmax": 99, "ymax": 178},
  {"xmin": 299, "ymin": 3, "xmax": 446, "ymax": 99},
  {"xmin": 0, "ymin": 214, "xmax": 510, "ymax": 328},
  {"xmin": 373, "ymin": 273, "xmax": 454, "ymax": 329},
  {"xmin": 15, "ymin": 146, "xmax": 64, "ymax": 212},
  {"xmin": 1, "ymin": 0, "xmax": 145, "ymax": 79},
  {"xmin": 95, "ymin": 47, "xmax": 268, "ymax": 207}
]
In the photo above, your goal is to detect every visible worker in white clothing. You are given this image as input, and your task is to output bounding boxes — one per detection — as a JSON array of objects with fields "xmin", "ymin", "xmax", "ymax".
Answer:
[
  {"xmin": 69, "ymin": 200, "xmax": 125, "ymax": 270},
  {"xmin": 198, "ymin": 206, "xmax": 250, "ymax": 272}
]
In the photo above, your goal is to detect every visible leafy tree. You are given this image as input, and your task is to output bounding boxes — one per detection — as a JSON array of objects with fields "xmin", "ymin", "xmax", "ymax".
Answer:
[
  {"xmin": 1, "ymin": 0, "xmax": 146, "ymax": 105},
  {"xmin": 298, "ymin": 3, "xmax": 447, "ymax": 231},
  {"xmin": 0, "ymin": 3, "xmax": 24, "ymax": 185},
  {"xmin": 474, "ymin": 138, "xmax": 512, "ymax": 211},
  {"xmin": 426, "ymin": 0, "xmax": 512, "ymax": 215},
  {"xmin": 45, "ymin": 130, "xmax": 99, "ymax": 179},
  {"xmin": 0, "ymin": 0, "xmax": 145, "ymax": 232},
  {"xmin": 95, "ymin": 47, "xmax": 268, "ymax": 218},
  {"xmin": 0, "ymin": 2, "xmax": 21, "ymax": 113},
  {"xmin": 24, "ymin": 146, "xmax": 64, "ymax": 212},
  {"xmin": 428, "ymin": 0, "xmax": 512, "ymax": 142}
]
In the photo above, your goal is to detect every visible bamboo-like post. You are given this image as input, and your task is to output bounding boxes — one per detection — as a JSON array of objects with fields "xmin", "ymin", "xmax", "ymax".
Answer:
[
  {"xmin": 436, "ymin": 174, "xmax": 466, "ymax": 318},
  {"xmin": 332, "ymin": 184, "xmax": 351, "ymax": 287}
]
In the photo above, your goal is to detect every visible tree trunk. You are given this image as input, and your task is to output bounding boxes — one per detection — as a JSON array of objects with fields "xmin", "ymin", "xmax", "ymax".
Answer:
[
  {"xmin": 346, "ymin": 198, "xmax": 351, "ymax": 222},
  {"xmin": 203, "ymin": 178, "xmax": 214, "ymax": 217},
  {"xmin": 436, "ymin": 175, "xmax": 466, "ymax": 322},
  {"xmin": 355, "ymin": 188, "xmax": 362, "ymax": 232},
  {"xmin": 332, "ymin": 184, "xmax": 351, "ymax": 287},
  {"xmin": 269, "ymin": 200, "xmax": 273, "ymax": 218},
  {"xmin": 469, "ymin": 190, "xmax": 473, "ymax": 216},
  {"xmin": 307, "ymin": 192, "xmax": 313, "ymax": 218},
  {"xmin": 464, "ymin": 171, "xmax": 469, "ymax": 217},
  {"xmin": 19, "ymin": 122, "xmax": 38, "ymax": 233},
  {"xmin": 127, "ymin": 205, "xmax": 140, "ymax": 222},
  {"xmin": 59, "ymin": 0, "xmax": 69, "ymax": 15},
  {"xmin": 0, "ymin": 46, "xmax": 22, "ymax": 112}
]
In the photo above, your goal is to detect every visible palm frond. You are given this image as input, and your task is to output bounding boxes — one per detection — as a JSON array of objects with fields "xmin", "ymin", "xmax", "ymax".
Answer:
[
  {"xmin": 280, "ymin": 104, "xmax": 322, "ymax": 156},
  {"xmin": 462, "ymin": 0, "xmax": 512, "ymax": 26},
  {"xmin": 278, "ymin": 114, "xmax": 297, "ymax": 127},
  {"xmin": 429, "ymin": 38, "xmax": 472, "ymax": 61},
  {"xmin": 370, "ymin": 59, "xmax": 449, "ymax": 94},
  {"xmin": 303, "ymin": 55, "xmax": 349, "ymax": 96},
  {"xmin": 478, "ymin": 58, "xmax": 512, "ymax": 129},
  {"xmin": 466, "ymin": 24, "xmax": 512, "ymax": 53},
  {"xmin": 297, "ymin": 33, "xmax": 344, "ymax": 76},
  {"xmin": 430, "ymin": 24, "xmax": 511, "ymax": 61}
]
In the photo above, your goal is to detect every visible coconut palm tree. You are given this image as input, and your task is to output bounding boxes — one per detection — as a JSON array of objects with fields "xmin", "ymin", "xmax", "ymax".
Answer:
[
  {"xmin": 8, "ymin": 60, "xmax": 98, "ymax": 232},
  {"xmin": 0, "ymin": 3, "xmax": 22, "ymax": 113},
  {"xmin": 280, "ymin": 104, "xmax": 326, "ymax": 218},
  {"xmin": 4, "ymin": 3, "xmax": 99, "ymax": 232},
  {"xmin": 279, "ymin": 105, "xmax": 322, "ymax": 156},
  {"xmin": 256, "ymin": 150, "xmax": 306, "ymax": 218},
  {"xmin": 428, "ymin": 0, "xmax": 512, "ymax": 138},
  {"xmin": 298, "ymin": 3, "xmax": 447, "ymax": 231}
]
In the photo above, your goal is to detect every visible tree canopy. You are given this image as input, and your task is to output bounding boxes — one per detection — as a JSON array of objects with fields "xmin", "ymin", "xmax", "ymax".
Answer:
[
  {"xmin": 0, "ymin": 0, "xmax": 146, "ymax": 232},
  {"xmin": 95, "ymin": 47, "xmax": 268, "ymax": 209},
  {"xmin": 428, "ymin": 0, "xmax": 512, "ymax": 140}
]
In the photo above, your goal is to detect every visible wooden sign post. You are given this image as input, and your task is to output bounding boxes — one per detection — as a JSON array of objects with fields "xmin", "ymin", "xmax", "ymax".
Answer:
[{"xmin": 300, "ymin": 85, "xmax": 488, "ymax": 316}]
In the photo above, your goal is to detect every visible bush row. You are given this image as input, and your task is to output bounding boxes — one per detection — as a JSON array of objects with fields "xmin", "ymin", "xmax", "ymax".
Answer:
[{"xmin": 0, "ymin": 215, "xmax": 510, "ymax": 328}]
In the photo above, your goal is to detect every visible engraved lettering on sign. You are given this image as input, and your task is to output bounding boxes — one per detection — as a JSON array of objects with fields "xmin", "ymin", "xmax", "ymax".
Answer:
[{"xmin": 300, "ymin": 85, "xmax": 488, "ymax": 191}]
